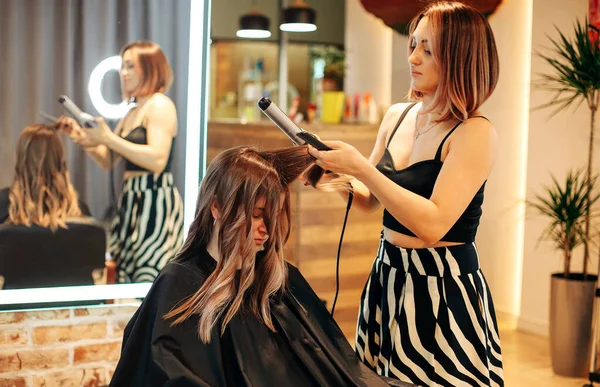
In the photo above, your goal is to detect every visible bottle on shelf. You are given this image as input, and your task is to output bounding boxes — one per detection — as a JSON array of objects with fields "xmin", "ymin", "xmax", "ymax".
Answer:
[{"xmin": 238, "ymin": 57, "xmax": 264, "ymax": 123}]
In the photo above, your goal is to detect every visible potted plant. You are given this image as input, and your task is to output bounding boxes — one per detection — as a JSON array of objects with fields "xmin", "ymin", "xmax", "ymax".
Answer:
[
  {"xmin": 309, "ymin": 45, "xmax": 346, "ymax": 123},
  {"xmin": 528, "ymin": 170, "xmax": 600, "ymax": 376},
  {"xmin": 309, "ymin": 45, "xmax": 345, "ymax": 91},
  {"xmin": 532, "ymin": 18, "xmax": 600, "ymax": 377}
]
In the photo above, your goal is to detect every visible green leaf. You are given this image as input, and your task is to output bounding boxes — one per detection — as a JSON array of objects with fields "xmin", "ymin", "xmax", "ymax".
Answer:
[
  {"xmin": 533, "ymin": 19, "xmax": 600, "ymax": 112},
  {"xmin": 527, "ymin": 169, "xmax": 600, "ymax": 273}
]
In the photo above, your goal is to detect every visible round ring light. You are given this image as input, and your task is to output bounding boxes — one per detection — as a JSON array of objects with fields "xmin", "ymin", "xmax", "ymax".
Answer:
[{"xmin": 88, "ymin": 55, "xmax": 128, "ymax": 119}]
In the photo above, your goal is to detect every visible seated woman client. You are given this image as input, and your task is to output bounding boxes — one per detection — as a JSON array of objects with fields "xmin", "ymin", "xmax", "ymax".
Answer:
[
  {"xmin": 0, "ymin": 124, "xmax": 103, "ymax": 291},
  {"xmin": 110, "ymin": 146, "xmax": 409, "ymax": 386},
  {"xmin": 0, "ymin": 124, "xmax": 91, "ymax": 224}
]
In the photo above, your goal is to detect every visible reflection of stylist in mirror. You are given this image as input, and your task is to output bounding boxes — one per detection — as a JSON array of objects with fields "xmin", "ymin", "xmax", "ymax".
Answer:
[{"xmin": 57, "ymin": 41, "xmax": 183, "ymax": 284}]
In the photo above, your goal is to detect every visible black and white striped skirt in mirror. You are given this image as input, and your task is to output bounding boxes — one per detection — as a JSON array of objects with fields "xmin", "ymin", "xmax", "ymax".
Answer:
[
  {"xmin": 355, "ymin": 237, "xmax": 504, "ymax": 387},
  {"xmin": 108, "ymin": 172, "xmax": 184, "ymax": 283}
]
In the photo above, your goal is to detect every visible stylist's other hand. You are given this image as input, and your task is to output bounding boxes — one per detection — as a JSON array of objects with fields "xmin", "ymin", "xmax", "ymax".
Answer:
[
  {"xmin": 307, "ymin": 141, "xmax": 368, "ymax": 178},
  {"xmin": 299, "ymin": 166, "xmax": 336, "ymax": 187},
  {"xmin": 57, "ymin": 116, "xmax": 96, "ymax": 148},
  {"xmin": 56, "ymin": 116, "xmax": 82, "ymax": 137}
]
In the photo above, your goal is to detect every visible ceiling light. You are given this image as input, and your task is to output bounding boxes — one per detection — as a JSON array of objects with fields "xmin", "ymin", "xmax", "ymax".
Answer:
[
  {"xmin": 237, "ymin": 12, "xmax": 271, "ymax": 39},
  {"xmin": 280, "ymin": 0, "xmax": 317, "ymax": 32}
]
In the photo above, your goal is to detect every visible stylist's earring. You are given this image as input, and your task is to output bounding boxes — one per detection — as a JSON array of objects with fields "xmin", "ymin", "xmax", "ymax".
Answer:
[{"xmin": 213, "ymin": 218, "xmax": 216, "ymax": 226}]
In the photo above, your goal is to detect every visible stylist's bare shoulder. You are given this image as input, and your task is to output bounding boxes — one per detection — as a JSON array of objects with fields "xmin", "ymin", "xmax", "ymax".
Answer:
[
  {"xmin": 372, "ymin": 102, "xmax": 416, "ymax": 152},
  {"xmin": 148, "ymin": 92, "xmax": 176, "ymax": 112},
  {"xmin": 147, "ymin": 93, "xmax": 178, "ymax": 135},
  {"xmin": 368, "ymin": 102, "xmax": 414, "ymax": 164},
  {"xmin": 379, "ymin": 102, "xmax": 414, "ymax": 136}
]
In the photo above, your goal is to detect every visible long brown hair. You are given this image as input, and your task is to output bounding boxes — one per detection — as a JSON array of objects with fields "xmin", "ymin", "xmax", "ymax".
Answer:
[
  {"xmin": 408, "ymin": 1, "xmax": 499, "ymax": 121},
  {"xmin": 6, "ymin": 124, "xmax": 82, "ymax": 231},
  {"xmin": 165, "ymin": 145, "xmax": 324, "ymax": 343},
  {"xmin": 120, "ymin": 40, "xmax": 173, "ymax": 99}
]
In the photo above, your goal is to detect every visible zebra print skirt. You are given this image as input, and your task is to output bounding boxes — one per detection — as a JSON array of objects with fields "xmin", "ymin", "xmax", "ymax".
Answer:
[
  {"xmin": 355, "ymin": 237, "xmax": 504, "ymax": 387},
  {"xmin": 108, "ymin": 172, "xmax": 184, "ymax": 283}
]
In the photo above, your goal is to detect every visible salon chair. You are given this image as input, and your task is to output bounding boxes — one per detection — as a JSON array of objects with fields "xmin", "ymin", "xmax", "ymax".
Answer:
[{"xmin": 0, "ymin": 221, "xmax": 106, "ymax": 289}]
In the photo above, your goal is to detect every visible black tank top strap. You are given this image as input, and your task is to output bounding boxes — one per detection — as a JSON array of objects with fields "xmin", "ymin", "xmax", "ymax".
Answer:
[
  {"xmin": 386, "ymin": 102, "xmax": 418, "ymax": 147},
  {"xmin": 434, "ymin": 121, "xmax": 462, "ymax": 161}
]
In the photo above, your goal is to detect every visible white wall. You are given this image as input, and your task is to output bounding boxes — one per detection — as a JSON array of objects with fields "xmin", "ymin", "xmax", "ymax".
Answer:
[
  {"xmin": 345, "ymin": 0, "xmax": 392, "ymax": 109},
  {"xmin": 519, "ymin": 0, "xmax": 592, "ymax": 336},
  {"xmin": 476, "ymin": 0, "xmax": 534, "ymax": 319}
]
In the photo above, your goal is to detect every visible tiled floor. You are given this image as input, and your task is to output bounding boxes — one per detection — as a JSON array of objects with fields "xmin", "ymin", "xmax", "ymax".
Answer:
[{"xmin": 500, "ymin": 320, "xmax": 591, "ymax": 386}]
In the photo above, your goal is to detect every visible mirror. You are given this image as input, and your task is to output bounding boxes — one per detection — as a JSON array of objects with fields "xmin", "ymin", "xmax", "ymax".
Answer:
[
  {"xmin": 0, "ymin": 0, "xmax": 210, "ymax": 306},
  {"xmin": 0, "ymin": 0, "xmax": 345, "ymax": 309}
]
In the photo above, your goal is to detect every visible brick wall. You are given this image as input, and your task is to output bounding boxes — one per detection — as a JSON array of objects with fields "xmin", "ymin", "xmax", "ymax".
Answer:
[{"xmin": 0, "ymin": 304, "xmax": 138, "ymax": 387}]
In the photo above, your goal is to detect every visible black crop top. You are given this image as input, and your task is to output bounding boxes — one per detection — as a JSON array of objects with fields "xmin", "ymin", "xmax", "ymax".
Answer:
[
  {"xmin": 376, "ymin": 103, "xmax": 486, "ymax": 243},
  {"xmin": 122, "ymin": 126, "xmax": 175, "ymax": 172}
]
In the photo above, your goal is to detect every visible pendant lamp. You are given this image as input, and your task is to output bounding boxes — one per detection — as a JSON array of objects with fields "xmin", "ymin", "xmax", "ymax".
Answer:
[
  {"xmin": 280, "ymin": 0, "xmax": 317, "ymax": 33},
  {"xmin": 237, "ymin": 9, "xmax": 271, "ymax": 39}
]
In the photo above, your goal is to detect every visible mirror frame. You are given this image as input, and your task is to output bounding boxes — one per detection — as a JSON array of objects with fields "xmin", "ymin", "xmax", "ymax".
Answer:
[{"xmin": 0, "ymin": 0, "xmax": 211, "ymax": 308}]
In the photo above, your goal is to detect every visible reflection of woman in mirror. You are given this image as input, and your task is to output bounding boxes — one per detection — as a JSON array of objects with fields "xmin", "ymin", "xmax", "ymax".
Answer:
[
  {"xmin": 57, "ymin": 41, "xmax": 183, "ymax": 284},
  {"xmin": 109, "ymin": 146, "xmax": 395, "ymax": 387},
  {"xmin": 0, "ymin": 124, "xmax": 91, "ymax": 229}
]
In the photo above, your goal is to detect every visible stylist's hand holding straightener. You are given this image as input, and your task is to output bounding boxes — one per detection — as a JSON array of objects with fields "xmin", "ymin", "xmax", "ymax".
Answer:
[
  {"xmin": 57, "ymin": 115, "xmax": 111, "ymax": 149},
  {"xmin": 307, "ymin": 141, "xmax": 369, "ymax": 178}
]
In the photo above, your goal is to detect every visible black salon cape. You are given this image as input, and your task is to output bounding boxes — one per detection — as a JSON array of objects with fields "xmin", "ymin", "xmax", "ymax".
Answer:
[{"xmin": 109, "ymin": 248, "xmax": 397, "ymax": 387}]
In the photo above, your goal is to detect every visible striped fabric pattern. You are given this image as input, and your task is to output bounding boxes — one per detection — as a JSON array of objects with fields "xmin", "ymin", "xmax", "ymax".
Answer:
[
  {"xmin": 355, "ymin": 237, "xmax": 504, "ymax": 387},
  {"xmin": 109, "ymin": 172, "xmax": 184, "ymax": 283}
]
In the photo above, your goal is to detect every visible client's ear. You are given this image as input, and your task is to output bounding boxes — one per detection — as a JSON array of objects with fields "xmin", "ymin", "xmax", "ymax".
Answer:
[{"xmin": 210, "ymin": 199, "xmax": 220, "ymax": 222}]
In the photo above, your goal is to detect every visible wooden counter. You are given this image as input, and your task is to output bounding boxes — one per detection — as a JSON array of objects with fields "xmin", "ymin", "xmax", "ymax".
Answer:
[{"xmin": 208, "ymin": 121, "xmax": 383, "ymax": 341}]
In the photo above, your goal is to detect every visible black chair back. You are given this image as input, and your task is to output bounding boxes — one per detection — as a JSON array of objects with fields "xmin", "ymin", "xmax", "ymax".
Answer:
[{"xmin": 0, "ymin": 221, "xmax": 106, "ymax": 289}]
